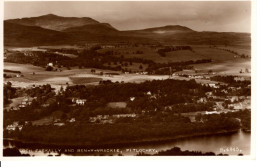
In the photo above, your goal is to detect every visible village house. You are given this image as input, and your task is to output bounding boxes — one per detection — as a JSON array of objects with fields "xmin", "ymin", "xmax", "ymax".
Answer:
[
  {"xmin": 11, "ymin": 107, "xmax": 19, "ymax": 111},
  {"xmin": 101, "ymin": 45, "xmax": 115, "ymax": 49},
  {"xmin": 197, "ymin": 97, "xmax": 207, "ymax": 103},
  {"xmin": 112, "ymin": 113, "xmax": 137, "ymax": 118},
  {"xmin": 206, "ymin": 92, "xmax": 213, "ymax": 96},
  {"xmin": 47, "ymin": 62, "xmax": 54, "ymax": 67},
  {"xmin": 16, "ymin": 74, "xmax": 23, "ymax": 78},
  {"xmin": 130, "ymin": 97, "xmax": 135, "ymax": 101},
  {"xmin": 6, "ymin": 122, "xmax": 23, "ymax": 131},
  {"xmin": 208, "ymin": 83, "xmax": 219, "ymax": 88},
  {"xmin": 68, "ymin": 118, "xmax": 76, "ymax": 123},
  {"xmin": 54, "ymin": 122, "xmax": 65, "ymax": 126},
  {"xmin": 234, "ymin": 76, "xmax": 245, "ymax": 81},
  {"xmin": 89, "ymin": 115, "xmax": 113, "ymax": 124},
  {"xmin": 89, "ymin": 113, "xmax": 137, "ymax": 124},
  {"xmin": 18, "ymin": 97, "xmax": 35, "ymax": 108},
  {"xmin": 221, "ymin": 89, "xmax": 228, "ymax": 94},
  {"xmin": 205, "ymin": 111, "xmax": 219, "ymax": 115},
  {"xmin": 72, "ymin": 98, "xmax": 87, "ymax": 105}
]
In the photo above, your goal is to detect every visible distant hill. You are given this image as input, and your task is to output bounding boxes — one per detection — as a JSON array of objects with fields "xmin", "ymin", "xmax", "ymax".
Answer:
[
  {"xmin": 4, "ymin": 14, "xmax": 251, "ymax": 46},
  {"xmin": 131, "ymin": 25, "xmax": 194, "ymax": 34},
  {"xmin": 6, "ymin": 14, "xmax": 99, "ymax": 31}
]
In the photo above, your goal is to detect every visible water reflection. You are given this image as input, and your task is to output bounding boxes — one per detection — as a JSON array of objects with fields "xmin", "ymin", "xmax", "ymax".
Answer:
[{"xmin": 4, "ymin": 130, "xmax": 250, "ymax": 156}]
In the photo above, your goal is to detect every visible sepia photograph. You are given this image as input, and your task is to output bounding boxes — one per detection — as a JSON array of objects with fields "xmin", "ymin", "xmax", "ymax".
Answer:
[{"xmin": 2, "ymin": 0, "xmax": 253, "ymax": 157}]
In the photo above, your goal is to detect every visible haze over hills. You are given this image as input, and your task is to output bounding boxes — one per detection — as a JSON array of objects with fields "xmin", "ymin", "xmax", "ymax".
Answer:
[
  {"xmin": 130, "ymin": 25, "xmax": 195, "ymax": 34},
  {"xmin": 4, "ymin": 14, "xmax": 251, "ymax": 46}
]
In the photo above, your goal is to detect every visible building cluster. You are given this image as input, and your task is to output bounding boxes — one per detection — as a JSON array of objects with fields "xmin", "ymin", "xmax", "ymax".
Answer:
[
  {"xmin": 6, "ymin": 122, "xmax": 23, "ymax": 131},
  {"xmin": 71, "ymin": 98, "xmax": 87, "ymax": 105},
  {"xmin": 89, "ymin": 114, "xmax": 137, "ymax": 124}
]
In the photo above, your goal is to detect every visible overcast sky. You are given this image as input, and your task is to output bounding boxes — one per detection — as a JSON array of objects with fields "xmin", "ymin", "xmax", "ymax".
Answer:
[{"xmin": 4, "ymin": 1, "xmax": 251, "ymax": 32}]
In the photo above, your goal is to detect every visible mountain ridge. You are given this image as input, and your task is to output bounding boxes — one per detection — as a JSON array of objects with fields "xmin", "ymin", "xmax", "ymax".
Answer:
[
  {"xmin": 4, "ymin": 14, "xmax": 251, "ymax": 46},
  {"xmin": 6, "ymin": 14, "xmax": 100, "ymax": 31}
]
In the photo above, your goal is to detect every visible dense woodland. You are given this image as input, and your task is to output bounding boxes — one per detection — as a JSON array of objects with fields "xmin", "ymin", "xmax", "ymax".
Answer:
[
  {"xmin": 157, "ymin": 46, "xmax": 192, "ymax": 57},
  {"xmin": 3, "ymin": 79, "xmax": 250, "ymax": 146}
]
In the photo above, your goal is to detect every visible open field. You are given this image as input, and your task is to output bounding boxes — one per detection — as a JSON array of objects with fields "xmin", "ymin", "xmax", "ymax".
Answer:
[
  {"xmin": 98, "ymin": 45, "xmax": 250, "ymax": 63},
  {"xmin": 4, "ymin": 97, "xmax": 24, "ymax": 110},
  {"xmin": 4, "ymin": 62, "xmax": 45, "ymax": 73},
  {"xmin": 5, "ymin": 47, "xmax": 47, "ymax": 52},
  {"xmin": 107, "ymin": 102, "xmax": 127, "ymax": 108},
  {"xmin": 32, "ymin": 116, "xmax": 53, "ymax": 126},
  {"xmin": 4, "ymin": 43, "xmax": 251, "ymax": 90},
  {"xmin": 216, "ymin": 45, "xmax": 251, "ymax": 57},
  {"xmin": 193, "ymin": 59, "xmax": 251, "ymax": 77},
  {"xmin": 70, "ymin": 77, "xmax": 102, "ymax": 84},
  {"xmin": 192, "ymin": 46, "xmax": 238, "ymax": 61},
  {"xmin": 4, "ymin": 62, "xmax": 169, "ymax": 89}
]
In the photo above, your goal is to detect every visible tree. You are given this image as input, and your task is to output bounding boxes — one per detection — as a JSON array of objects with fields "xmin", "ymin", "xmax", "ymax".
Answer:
[
  {"xmin": 46, "ymin": 66, "xmax": 53, "ymax": 71},
  {"xmin": 195, "ymin": 113, "xmax": 202, "ymax": 122},
  {"xmin": 91, "ymin": 69, "xmax": 96, "ymax": 73}
]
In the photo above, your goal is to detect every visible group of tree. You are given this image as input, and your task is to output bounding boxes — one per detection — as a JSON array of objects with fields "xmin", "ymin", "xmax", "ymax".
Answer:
[
  {"xmin": 210, "ymin": 46, "xmax": 250, "ymax": 58},
  {"xmin": 157, "ymin": 46, "xmax": 192, "ymax": 57}
]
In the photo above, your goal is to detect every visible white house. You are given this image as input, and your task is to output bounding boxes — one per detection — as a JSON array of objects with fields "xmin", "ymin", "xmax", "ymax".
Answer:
[
  {"xmin": 47, "ymin": 62, "xmax": 54, "ymax": 67},
  {"xmin": 208, "ymin": 83, "xmax": 219, "ymax": 88},
  {"xmin": 205, "ymin": 111, "xmax": 219, "ymax": 115},
  {"xmin": 76, "ymin": 99, "xmax": 87, "ymax": 105},
  {"xmin": 130, "ymin": 97, "xmax": 135, "ymax": 101},
  {"xmin": 69, "ymin": 118, "xmax": 76, "ymax": 123}
]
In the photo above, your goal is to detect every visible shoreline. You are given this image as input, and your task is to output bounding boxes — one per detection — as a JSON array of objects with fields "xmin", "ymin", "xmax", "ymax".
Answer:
[{"xmin": 3, "ymin": 128, "xmax": 241, "ymax": 149}]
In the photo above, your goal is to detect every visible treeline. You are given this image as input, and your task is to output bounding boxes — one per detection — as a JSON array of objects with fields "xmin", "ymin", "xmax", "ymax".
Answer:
[
  {"xmin": 4, "ymin": 51, "xmax": 72, "ymax": 68},
  {"xmin": 63, "ymin": 79, "xmax": 210, "ymax": 105},
  {"xmin": 158, "ymin": 46, "xmax": 192, "ymax": 57},
  {"xmin": 146, "ymin": 59, "xmax": 212, "ymax": 75},
  {"xmin": 4, "ymin": 113, "xmax": 241, "ymax": 147},
  {"xmin": 4, "ymin": 82, "xmax": 17, "ymax": 105},
  {"xmin": 44, "ymin": 48, "xmax": 79, "ymax": 55},
  {"xmin": 210, "ymin": 46, "xmax": 250, "ymax": 58},
  {"xmin": 211, "ymin": 76, "xmax": 251, "ymax": 87},
  {"xmin": 4, "ymin": 69, "xmax": 21, "ymax": 74},
  {"xmin": 4, "ymin": 79, "xmax": 212, "ymax": 126},
  {"xmin": 4, "ymin": 48, "xmax": 153, "ymax": 71}
]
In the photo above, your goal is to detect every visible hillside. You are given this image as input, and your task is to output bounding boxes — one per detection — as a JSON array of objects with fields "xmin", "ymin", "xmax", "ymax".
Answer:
[
  {"xmin": 63, "ymin": 23, "xmax": 118, "ymax": 34},
  {"xmin": 4, "ymin": 22, "xmax": 72, "ymax": 46},
  {"xmin": 6, "ymin": 14, "xmax": 99, "ymax": 31}
]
